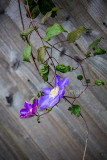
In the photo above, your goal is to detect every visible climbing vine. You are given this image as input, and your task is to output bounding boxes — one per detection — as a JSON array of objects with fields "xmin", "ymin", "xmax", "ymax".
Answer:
[{"xmin": 18, "ymin": 0, "xmax": 106, "ymax": 160}]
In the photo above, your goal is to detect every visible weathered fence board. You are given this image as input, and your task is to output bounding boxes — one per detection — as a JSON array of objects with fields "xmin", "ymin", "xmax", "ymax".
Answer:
[{"xmin": 0, "ymin": 0, "xmax": 107, "ymax": 160}]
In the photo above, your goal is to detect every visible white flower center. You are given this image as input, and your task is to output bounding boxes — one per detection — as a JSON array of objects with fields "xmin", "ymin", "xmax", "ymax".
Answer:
[{"xmin": 49, "ymin": 86, "xmax": 59, "ymax": 98}]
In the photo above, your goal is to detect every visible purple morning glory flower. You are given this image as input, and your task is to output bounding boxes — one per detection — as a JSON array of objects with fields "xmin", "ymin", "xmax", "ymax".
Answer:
[
  {"xmin": 20, "ymin": 98, "xmax": 37, "ymax": 119},
  {"xmin": 38, "ymin": 75, "xmax": 69, "ymax": 110}
]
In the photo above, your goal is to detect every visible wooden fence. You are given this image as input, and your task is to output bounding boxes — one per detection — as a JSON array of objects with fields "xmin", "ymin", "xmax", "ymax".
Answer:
[{"xmin": 0, "ymin": 0, "xmax": 107, "ymax": 159}]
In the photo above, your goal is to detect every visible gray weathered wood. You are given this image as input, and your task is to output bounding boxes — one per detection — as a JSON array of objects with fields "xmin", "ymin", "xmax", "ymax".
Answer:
[{"xmin": 0, "ymin": 0, "xmax": 107, "ymax": 160}]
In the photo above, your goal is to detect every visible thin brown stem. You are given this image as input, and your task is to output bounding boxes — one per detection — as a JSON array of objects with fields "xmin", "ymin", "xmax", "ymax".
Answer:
[
  {"xmin": 18, "ymin": 0, "xmax": 24, "ymax": 30},
  {"xmin": 80, "ymin": 113, "xmax": 89, "ymax": 160}
]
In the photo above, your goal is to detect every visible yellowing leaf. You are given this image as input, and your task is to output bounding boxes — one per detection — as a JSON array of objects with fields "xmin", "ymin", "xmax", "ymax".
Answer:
[
  {"xmin": 41, "ymin": 7, "xmax": 59, "ymax": 24},
  {"xmin": 30, "ymin": 5, "xmax": 40, "ymax": 19},
  {"xmin": 85, "ymin": 51, "xmax": 91, "ymax": 57},
  {"xmin": 89, "ymin": 37, "xmax": 103, "ymax": 50},
  {"xmin": 20, "ymin": 27, "xmax": 38, "ymax": 41},
  {"xmin": 37, "ymin": 47, "xmax": 47, "ymax": 63},
  {"xmin": 67, "ymin": 26, "xmax": 91, "ymax": 43}
]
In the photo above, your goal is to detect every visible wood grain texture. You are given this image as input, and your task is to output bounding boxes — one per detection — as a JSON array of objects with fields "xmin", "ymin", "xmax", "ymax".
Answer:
[{"xmin": 0, "ymin": 0, "xmax": 107, "ymax": 160}]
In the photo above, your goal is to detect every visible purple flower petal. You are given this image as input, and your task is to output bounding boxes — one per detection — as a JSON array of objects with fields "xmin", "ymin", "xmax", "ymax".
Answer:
[
  {"xmin": 55, "ymin": 75, "xmax": 60, "ymax": 87},
  {"xmin": 32, "ymin": 98, "xmax": 37, "ymax": 108},
  {"xmin": 20, "ymin": 115, "xmax": 26, "ymax": 119},
  {"xmin": 59, "ymin": 78, "xmax": 69, "ymax": 88},
  {"xmin": 20, "ymin": 98, "xmax": 37, "ymax": 119},
  {"xmin": 41, "ymin": 88, "xmax": 52, "ymax": 95},
  {"xmin": 20, "ymin": 108, "xmax": 28, "ymax": 115},
  {"xmin": 32, "ymin": 106, "xmax": 37, "ymax": 114},
  {"xmin": 38, "ymin": 95, "xmax": 50, "ymax": 110},
  {"xmin": 24, "ymin": 102, "xmax": 32, "ymax": 110},
  {"xmin": 20, "ymin": 115, "xmax": 33, "ymax": 119},
  {"xmin": 39, "ymin": 105, "xmax": 48, "ymax": 110},
  {"xmin": 48, "ymin": 95, "xmax": 59, "ymax": 107},
  {"xmin": 59, "ymin": 89, "xmax": 65, "ymax": 99}
]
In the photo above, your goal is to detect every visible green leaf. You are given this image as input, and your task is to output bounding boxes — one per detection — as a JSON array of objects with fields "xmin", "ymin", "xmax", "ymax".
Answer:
[
  {"xmin": 89, "ymin": 37, "xmax": 103, "ymax": 50},
  {"xmin": 23, "ymin": 44, "xmax": 32, "ymax": 62},
  {"xmin": 39, "ymin": 64, "xmax": 49, "ymax": 82},
  {"xmin": 41, "ymin": 11, "xmax": 51, "ymax": 24},
  {"xmin": 85, "ymin": 51, "xmax": 91, "ymax": 57},
  {"xmin": 46, "ymin": 108, "xmax": 52, "ymax": 111},
  {"xmin": 67, "ymin": 26, "xmax": 91, "ymax": 43},
  {"xmin": 68, "ymin": 105, "xmax": 81, "ymax": 117},
  {"xmin": 38, "ymin": 0, "xmax": 56, "ymax": 17},
  {"xmin": 95, "ymin": 79, "xmax": 104, "ymax": 86},
  {"xmin": 77, "ymin": 75, "xmax": 83, "ymax": 80},
  {"xmin": 29, "ymin": 97, "xmax": 35, "ymax": 104},
  {"xmin": 44, "ymin": 23, "xmax": 67, "ymax": 41},
  {"xmin": 23, "ymin": 0, "xmax": 35, "ymax": 5},
  {"xmin": 41, "ymin": 7, "xmax": 59, "ymax": 24},
  {"xmin": 55, "ymin": 65, "xmax": 71, "ymax": 73},
  {"xmin": 37, "ymin": 91, "xmax": 44, "ymax": 98},
  {"xmin": 26, "ymin": 5, "xmax": 40, "ymax": 19},
  {"xmin": 30, "ymin": 5, "xmax": 40, "ymax": 19},
  {"xmin": 20, "ymin": 27, "xmax": 38, "ymax": 41},
  {"xmin": 37, "ymin": 47, "xmax": 47, "ymax": 63},
  {"xmin": 85, "ymin": 79, "xmax": 91, "ymax": 83},
  {"xmin": 94, "ymin": 48, "xmax": 106, "ymax": 55}
]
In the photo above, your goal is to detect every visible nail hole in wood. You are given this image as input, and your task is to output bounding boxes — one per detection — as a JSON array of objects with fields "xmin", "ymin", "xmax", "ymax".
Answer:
[
  {"xmin": 6, "ymin": 94, "xmax": 13, "ymax": 106},
  {"xmin": 85, "ymin": 30, "xmax": 92, "ymax": 35},
  {"xmin": 75, "ymin": 43, "xmax": 81, "ymax": 51},
  {"xmin": 11, "ymin": 60, "xmax": 20, "ymax": 70},
  {"xmin": 65, "ymin": 15, "xmax": 70, "ymax": 21},
  {"xmin": 103, "ymin": 22, "xmax": 107, "ymax": 27}
]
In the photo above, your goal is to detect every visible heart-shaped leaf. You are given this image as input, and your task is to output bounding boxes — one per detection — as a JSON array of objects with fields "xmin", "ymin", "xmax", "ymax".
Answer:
[
  {"xmin": 94, "ymin": 48, "xmax": 106, "ymax": 55},
  {"xmin": 95, "ymin": 80, "xmax": 104, "ymax": 86},
  {"xmin": 37, "ymin": 91, "xmax": 44, "ymax": 98},
  {"xmin": 67, "ymin": 26, "xmax": 91, "ymax": 43},
  {"xmin": 23, "ymin": 44, "xmax": 32, "ymax": 62},
  {"xmin": 55, "ymin": 65, "xmax": 71, "ymax": 73},
  {"xmin": 85, "ymin": 51, "xmax": 91, "ymax": 57},
  {"xmin": 39, "ymin": 64, "xmax": 49, "ymax": 82},
  {"xmin": 20, "ymin": 27, "xmax": 38, "ymax": 41},
  {"xmin": 77, "ymin": 75, "xmax": 83, "ymax": 80},
  {"xmin": 30, "ymin": 5, "xmax": 40, "ymax": 19},
  {"xmin": 41, "ymin": 7, "xmax": 59, "ymax": 24},
  {"xmin": 89, "ymin": 37, "xmax": 103, "ymax": 50},
  {"xmin": 44, "ymin": 23, "xmax": 67, "ymax": 41},
  {"xmin": 85, "ymin": 79, "xmax": 91, "ymax": 83},
  {"xmin": 68, "ymin": 105, "xmax": 81, "ymax": 117},
  {"xmin": 37, "ymin": 46, "xmax": 48, "ymax": 63}
]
